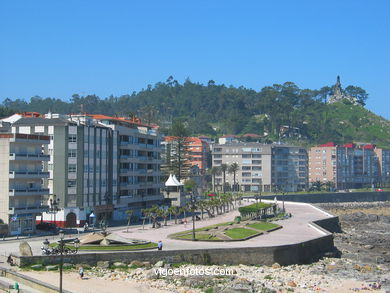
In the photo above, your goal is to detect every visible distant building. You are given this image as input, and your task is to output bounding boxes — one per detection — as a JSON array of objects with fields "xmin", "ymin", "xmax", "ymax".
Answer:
[
  {"xmin": 212, "ymin": 143, "xmax": 308, "ymax": 192},
  {"xmin": 0, "ymin": 122, "xmax": 49, "ymax": 235},
  {"xmin": 308, "ymin": 142, "xmax": 385, "ymax": 189},
  {"xmin": 186, "ymin": 137, "xmax": 210, "ymax": 173},
  {"xmin": 218, "ymin": 135, "xmax": 239, "ymax": 145}
]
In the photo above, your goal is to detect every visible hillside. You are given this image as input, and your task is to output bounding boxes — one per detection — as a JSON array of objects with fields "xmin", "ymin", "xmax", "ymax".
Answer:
[{"xmin": 1, "ymin": 78, "xmax": 389, "ymax": 147}]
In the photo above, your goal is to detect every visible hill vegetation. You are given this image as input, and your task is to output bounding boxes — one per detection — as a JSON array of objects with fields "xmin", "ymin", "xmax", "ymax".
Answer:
[{"xmin": 1, "ymin": 77, "xmax": 390, "ymax": 147}]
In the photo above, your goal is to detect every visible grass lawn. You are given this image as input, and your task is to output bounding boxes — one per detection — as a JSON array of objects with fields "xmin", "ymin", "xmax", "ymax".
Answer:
[
  {"xmin": 177, "ymin": 233, "xmax": 220, "ymax": 241},
  {"xmin": 50, "ymin": 242, "xmax": 157, "ymax": 251},
  {"xmin": 246, "ymin": 222, "xmax": 280, "ymax": 231},
  {"xmin": 224, "ymin": 228, "xmax": 259, "ymax": 240}
]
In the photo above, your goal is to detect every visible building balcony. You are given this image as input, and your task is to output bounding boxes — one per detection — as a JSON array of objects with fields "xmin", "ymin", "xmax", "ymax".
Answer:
[
  {"xmin": 9, "ymin": 188, "xmax": 49, "ymax": 196},
  {"xmin": 9, "ymin": 171, "xmax": 50, "ymax": 179},
  {"xmin": 9, "ymin": 205, "xmax": 49, "ymax": 215},
  {"xmin": 9, "ymin": 153, "xmax": 50, "ymax": 161}
]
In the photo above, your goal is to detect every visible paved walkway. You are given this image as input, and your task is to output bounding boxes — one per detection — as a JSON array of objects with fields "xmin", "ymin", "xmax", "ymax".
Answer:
[{"xmin": 0, "ymin": 200, "xmax": 334, "ymax": 256}]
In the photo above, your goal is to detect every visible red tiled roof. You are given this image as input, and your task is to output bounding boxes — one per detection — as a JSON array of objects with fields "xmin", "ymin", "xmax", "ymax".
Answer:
[{"xmin": 318, "ymin": 142, "xmax": 336, "ymax": 147}]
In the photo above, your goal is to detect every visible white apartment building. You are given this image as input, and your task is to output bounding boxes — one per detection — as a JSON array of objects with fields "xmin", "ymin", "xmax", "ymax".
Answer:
[
  {"xmin": 0, "ymin": 122, "xmax": 49, "ymax": 235},
  {"xmin": 9, "ymin": 114, "xmax": 117, "ymax": 227}
]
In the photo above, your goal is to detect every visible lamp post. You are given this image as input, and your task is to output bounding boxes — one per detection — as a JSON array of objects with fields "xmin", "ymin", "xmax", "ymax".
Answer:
[
  {"xmin": 42, "ymin": 230, "xmax": 80, "ymax": 293},
  {"xmin": 49, "ymin": 194, "xmax": 60, "ymax": 228},
  {"xmin": 190, "ymin": 193, "xmax": 197, "ymax": 241}
]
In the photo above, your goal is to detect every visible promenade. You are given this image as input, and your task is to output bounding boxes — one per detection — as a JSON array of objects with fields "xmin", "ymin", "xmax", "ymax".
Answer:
[{"xmin": 0, "ymin": 200, "xmax": 334, "ymax": 257}]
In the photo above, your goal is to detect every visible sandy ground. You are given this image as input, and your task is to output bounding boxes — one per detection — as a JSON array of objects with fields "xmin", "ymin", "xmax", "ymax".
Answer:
[
  {"xmin": 22, "ymin": 271, "xmax": 170, "ymax": 293},
  {"xmin": 20, "ymin": 270, "xmax": 387, "ymax": 293}
]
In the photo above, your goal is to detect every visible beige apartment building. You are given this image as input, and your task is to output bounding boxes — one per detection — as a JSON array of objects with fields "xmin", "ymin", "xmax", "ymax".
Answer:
[
  {"xmin": 308, "ymin": 142, "xmax": 389, "ymax": 189},
  {"xmin": 212, "ymin": 143, "xmax": 308, "ymax": 192}
]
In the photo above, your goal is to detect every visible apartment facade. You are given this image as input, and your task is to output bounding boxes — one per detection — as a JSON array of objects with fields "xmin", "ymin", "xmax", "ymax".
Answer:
[
  {"xmin": 212, "ymin": 143, "xmax": 308, "ymax": 192},
  {"xmin": 0, "ymin": 124, "xmax": 49, "ymax": 235},
  {"xmin": 374, "ymin": 148, "xmax": 390, "ymax": 187},
  {"xmin": 308, "ymin": 142, "xmax": 383, "ymax": 189},
  {"xmin": 10, "ymin": 114, "xmax": 117, "ymax": 227},
  {"xmin": 90, "ymin": 115, "xmax": 164, "ymax": 219}
]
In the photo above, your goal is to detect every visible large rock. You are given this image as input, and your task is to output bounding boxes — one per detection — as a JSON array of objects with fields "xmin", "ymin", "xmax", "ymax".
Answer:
[
  {"xmin": 154, "ymin": 260, "xmax": 164, "ymax": 268},
  {"xmin": 46, "ymin": 265, "xmax": 58, "ymax": 271},
  {"xmin": 19, "ymin": 242, "xmax": 33, "ymax": 256},
  {"xmin": 113, "ymin": 262, "xmax": 126, "ymax": 268},
  {"xmin": 97, "ymin": 261, "xmax": 110, "ymax": 268},
  {"xmin": 31, "ymin": 264, "xmax": 43, "ymax": 270}
]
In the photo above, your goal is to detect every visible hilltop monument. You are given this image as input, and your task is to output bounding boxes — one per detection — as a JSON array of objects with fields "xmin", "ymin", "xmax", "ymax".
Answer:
[{"xmin": 327, "ymin": 76, "xmax": 357, "ymax": 104}]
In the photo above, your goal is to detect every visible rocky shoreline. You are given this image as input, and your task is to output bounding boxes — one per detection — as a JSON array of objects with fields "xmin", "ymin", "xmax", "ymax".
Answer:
[{"xmin": 72, "ymin": 256, "xmax": 388, "ymax": 293}]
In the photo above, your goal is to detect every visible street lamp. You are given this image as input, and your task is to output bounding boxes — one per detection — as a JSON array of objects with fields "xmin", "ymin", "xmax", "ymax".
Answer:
[
  {"xmin": 42, "ymin": 230, "xmax": 80, "ymax": 293},
  {"xmin": 190, "ymin": 193, "xmax": 197, "ymax": 241},
  {"xmin": 49, "ymin": 194, "xmax": 60, "ymax": 228}
]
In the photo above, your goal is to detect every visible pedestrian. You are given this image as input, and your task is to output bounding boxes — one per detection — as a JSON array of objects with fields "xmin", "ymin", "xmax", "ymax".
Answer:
[
  {"xmin": 157, "ymin": 240, "xmax": 163, "ymax": 251},
  {"xmin": 79, "ymin": 266, "xmax": 84, "ymax": 279},
  {"xmin": 184, "ymin": 219, "xmax": 187, "ymax": 228}
]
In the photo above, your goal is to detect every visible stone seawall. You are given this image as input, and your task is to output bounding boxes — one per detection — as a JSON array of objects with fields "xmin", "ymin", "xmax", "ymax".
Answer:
[
  {"xmin": 261, "ymin": 191, "xmax": 390, "ymax": 203},
  {"xmin": 15, "ymin": 216, "xmax": 337, "ymax": 267}
]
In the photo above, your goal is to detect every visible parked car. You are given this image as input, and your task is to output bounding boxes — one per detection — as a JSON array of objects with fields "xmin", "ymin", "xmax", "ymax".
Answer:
[
  {"xmin": 36, "ymin": 222, "xmax": 57, "ymax": 231},
  {"xmin": 375, "ymin": 188, "xmax": 384, "ymax": 192}
]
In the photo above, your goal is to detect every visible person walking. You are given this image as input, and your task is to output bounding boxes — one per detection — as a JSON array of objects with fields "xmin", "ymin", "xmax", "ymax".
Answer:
[
  {"xmin": 79, "ymin": 266, "xmax": 84, "ymax": 279},
  {"xmin": 157, "ymin": 240, "xmax": 163, "ymax": 251}
]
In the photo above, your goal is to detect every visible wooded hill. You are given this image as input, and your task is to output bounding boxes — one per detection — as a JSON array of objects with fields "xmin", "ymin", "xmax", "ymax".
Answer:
[{"xmin": 1, "ymin": 77, "xmax": 390, "ymax": 147}]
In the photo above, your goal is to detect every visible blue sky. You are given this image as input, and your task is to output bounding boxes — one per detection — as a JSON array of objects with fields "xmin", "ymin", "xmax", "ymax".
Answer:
[{"xmin": 0, "ymin": 1, "xmax": 389, "ymax": 119}]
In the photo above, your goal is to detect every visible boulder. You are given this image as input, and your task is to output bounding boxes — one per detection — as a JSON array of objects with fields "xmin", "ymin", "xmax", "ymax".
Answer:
[
  {"xmin": 46, "ymin": 265, "xmax": 58, "ymax": 271},
  {"xmin": 63, "ymin": 263, "xmax": 73, "ymax": 269},
  {"xmin": 129, "ymin": 260, "xmax": 144, "ymax": 267},
  {"xmin": 97, "ymin": 261, "xmax": 110, "ymax": 269},
  {"xmin": 144, "ymin": 269, "xmax": 159, "ymax": 280},
  {"xmin": 113, "ymin": 262, "xmax": 126, "ymax": 268},
  {"xmin": 19, "ymin": 242, "xmax": 33, "ymax": 256},
  {"xmin": 287, "ymin": 281, "xmax": 297, "ymax": 287},
  {"xmin": 154, "ymin": 260, "xmax": 164, "ymax": 268},
  {"xmin": 31, "ymin": 264, "xmax": 43, "ymax": 270},
  {"xmin": 142, "ymin": 261, "xmax": 152, "ymax": 268},
  {"xmin": 271, "ymin": 263, "xmax": 281, "ymax": 269}
]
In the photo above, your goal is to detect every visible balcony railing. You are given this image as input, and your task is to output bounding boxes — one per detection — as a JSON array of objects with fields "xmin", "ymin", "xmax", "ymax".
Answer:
[
  {"xmin": 9, "ymin": 153, "xmax": 50, "ymax": 161},
  {"xmin": 9, "ymin": 188, "xmax": 50, "ymax": 196},
  {"xmin": 9, "ymin": 171, "xmax": 50, "ymax": 178}
]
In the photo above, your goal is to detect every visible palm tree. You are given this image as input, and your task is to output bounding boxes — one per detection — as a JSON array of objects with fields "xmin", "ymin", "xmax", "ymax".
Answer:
[
  {"xmin": 169, "ymin": 206, "xmax": 181, "ymax": 224},
  {"xmin": 220, "ymin": 164, "xmax": 228, "ymax": 193},
  {"xmin": 141, "ymin": 208, "xmax": 150, "ymax": 230},
  {"xmin": 125, "ymin": 210, "xmax": 133, "ymax": 232},
  {"xmin": 228, "ymin": 163, "xmax": 240, "ymax": 192},
  {"xmin": 209, "ymin": 167, "xmax": 221, "ymax": 192},
  {"xmin": 160, "ymin": 208, "xmax": 169, "ymax": 226}
]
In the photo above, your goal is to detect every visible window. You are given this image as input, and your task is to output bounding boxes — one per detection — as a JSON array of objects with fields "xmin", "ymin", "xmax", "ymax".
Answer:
[
  {"xmin": 68, "ymin": 180, "xmax": 76, "ymax": 187},
  {"xmin": 252, "ymin": 166, "xmax": 262, "ymax": 171},
  {"xmin": 252, "ymin": 160, "xmax": 262, "ymax": 164},
  {"xmin": 48, "ymin": 163, "xmax": 53, "ymax": 171},
  {"xmin": 68, "ymin": 135, "xmax": 77, "ymax": 143},
  {"xmin": 68, "ymin": 149, "xmax": 77, "ymax": 158},
  {"xmin": 252, "ymin": 154, "xmax": 262, "ymax": 158},
  {"xmin": 68, "ymin": 164, "xmax": 76, "ymax": 173},
  {"xmin": 242, "ymin": 172, "xmax": 251, "ymax": 177},
  {"xmin": 242, "ymin": 166, "xmax": 251, "ymax": 170}
]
